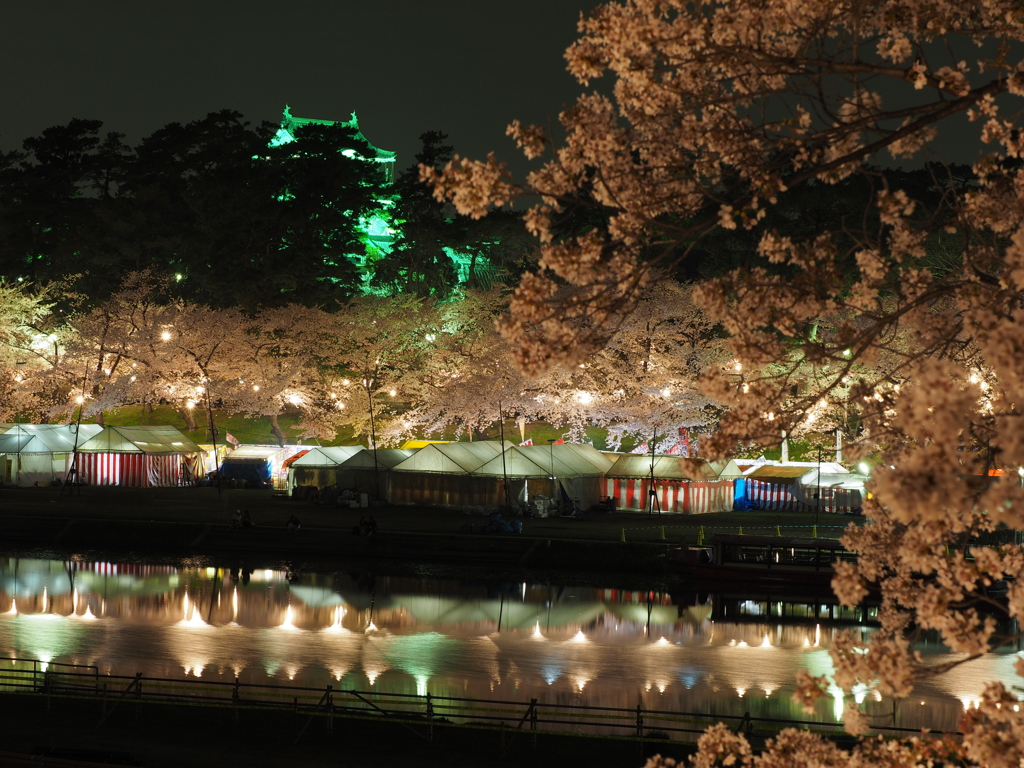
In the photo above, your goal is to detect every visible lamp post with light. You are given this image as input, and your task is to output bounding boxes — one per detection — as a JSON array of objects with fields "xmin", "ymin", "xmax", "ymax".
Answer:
[{"xmin": 363, "ymin": 378, "xmax": 381, "ymax": 500}]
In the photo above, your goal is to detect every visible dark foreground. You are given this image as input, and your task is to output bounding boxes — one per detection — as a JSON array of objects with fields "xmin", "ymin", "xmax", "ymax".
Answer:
[
  {"xmin": 0, "ymin": 691, "xmax": 695, "ymax": 768},
  {"xmin": 0, "ymin": 486, "xmax": 851, "ymax": 580}
]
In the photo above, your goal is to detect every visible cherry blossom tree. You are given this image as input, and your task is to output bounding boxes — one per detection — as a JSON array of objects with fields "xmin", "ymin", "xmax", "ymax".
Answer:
[
  {"xmin": 429, "ymin": 0, "xmax": 1024, "ymax": 762},
  {"xmin": 0, "ymin": 279, "xmax": 58, "ymax": 421}
]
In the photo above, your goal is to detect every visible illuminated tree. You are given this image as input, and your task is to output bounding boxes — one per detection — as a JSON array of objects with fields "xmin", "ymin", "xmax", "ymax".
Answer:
[{"xmin": 430, "ymin": 0, "xmax": 1024, "ymax": 761}]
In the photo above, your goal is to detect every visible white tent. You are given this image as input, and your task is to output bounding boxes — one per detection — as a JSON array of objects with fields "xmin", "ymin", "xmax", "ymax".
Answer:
[
  {"xmin": 741, "ymin": 462, "xmax": 851, "ymax": 511},
  {"xmin": 74, "ymin": 426, "xmax": 203, "ymax": 487},
  {"xmin": 389, "ymin": 441, "xmax": 515, "ymax": 507},
  {"xmin": 514, "ymin": 444, "xmax": 614, "ymax": 510},
  {"xmin": 0, "ymin": 423, "xmax": 103, "ymax": 486},
  {"xmin": 289, "ymin": 446, "xmax": 417, "ymax": 498},
  {"xmin": 605, "ymin": 453, "xmax": 735, "ymax": 514}
]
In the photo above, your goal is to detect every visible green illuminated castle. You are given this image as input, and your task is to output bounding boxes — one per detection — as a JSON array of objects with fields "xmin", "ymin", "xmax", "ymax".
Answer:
[{"xmin": 275, "ymin": 107, "xmax": 490, "ymax": 296}]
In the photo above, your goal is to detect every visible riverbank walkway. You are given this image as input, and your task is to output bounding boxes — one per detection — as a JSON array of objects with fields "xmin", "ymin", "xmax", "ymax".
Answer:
[{"xmin": 0, "ymin": 486, "xmax": 858, "ymax": 573}]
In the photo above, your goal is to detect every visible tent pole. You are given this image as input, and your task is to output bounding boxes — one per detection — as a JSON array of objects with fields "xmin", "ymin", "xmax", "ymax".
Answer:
[
  {"xmin": 365, "ymin": 379, "xmax": 380, "ymax": 501},
  {"xmin": 62, "ymin": 360, "xmax": 91, "ymax": 496},
  {"xmin": 498, "ymin": 398, "xmax": 509, "ymax": 505}
]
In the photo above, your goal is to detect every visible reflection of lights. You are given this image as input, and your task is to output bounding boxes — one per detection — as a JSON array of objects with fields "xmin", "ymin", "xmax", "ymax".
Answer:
[
  {"xmin": 183, "ymin": 662, "xmax": 206, "ymax": 677},
  {"xmin": 570, "ymin": 630, "xmax": 587, "ymax": 643},
  {"xmin": 736, "ymin": 687, "xmax": 746, "ymax": 698},
  {"xmin": 656, "ymin": 680, "xmax": 668, "ymax": 694},
  {"xmin": 279, "ymin": 605, "xmax": 298, "ymax": 631},
  {"xmin": 416, "ymin": 674, "xmax": 429, "ymax": 696},
  {"xmin": 324, "ymin": 606, "xmax": 348, "ymax": 633},
  {"xmin": 763, "ymin": 686, "xmax": 774, "ymax": 697},
  {"xmin": 364, "ymin": 667, "xmax": 382, "ymax": 685},
  {"xmin": 332, "ymin": 668, "xmax": 347, "ymax": 681},
  {"xmin": 532, "ymin": 622, "xmax": 543, "ymax": 639},
  {"xmin": 814, "ymin": 624, "xmax": 820, "ymax": 647},
  {"xmin": 760, "ymin": 634, "xmax": 772, "ymax": 648},
  {"xmin": 655, "ymin": 636, "xmax": 671, "ymax": 646},
  {"xmin": 42, "ymin": 588, "xmax": 47, "ymax": 613},
  {"xmin": 285, "ymin": 666, "xmax": 298, "ymax": 680},
  {"xmin": 6, "ymin": 599, "xmax": 16, "ymax": 615},
  {"xmin": 232, "ymin": 588, "xmax": 238, "ymax": 623},
  {"xmin": 179, "ymin": 593, "xmax": 206, "ymax": 627},
  {"xmin": 365, "ymin": 621, "xmax": 378, "ymax": 633},
  {"xmin": 574, "ymin": 675, "xmax": 590, "ymax": 692}
]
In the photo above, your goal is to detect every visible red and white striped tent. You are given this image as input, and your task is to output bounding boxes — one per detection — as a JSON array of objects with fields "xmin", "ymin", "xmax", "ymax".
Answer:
[
  {"xmin": 605, "ymin": 454, "xmax": 734, "ymax": 514},
  {"xmin": 74, "ymin": 426, "xmax": 203, "ymax": 488},
  {"xmin": 743, "ymin": 462, "xmax": 850, "ymax": 511}
]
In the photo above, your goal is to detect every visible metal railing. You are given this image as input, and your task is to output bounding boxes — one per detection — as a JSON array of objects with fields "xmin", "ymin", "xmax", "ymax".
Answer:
[{"xmin": 0, "ymin": 659, "xmax": 954, "ymax": 746}]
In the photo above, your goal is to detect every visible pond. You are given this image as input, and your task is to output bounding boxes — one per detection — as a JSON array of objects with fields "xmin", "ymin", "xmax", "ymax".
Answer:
[{"xmin": 0, "ymin": 555, "xmax": 1015, "ymax": 735}]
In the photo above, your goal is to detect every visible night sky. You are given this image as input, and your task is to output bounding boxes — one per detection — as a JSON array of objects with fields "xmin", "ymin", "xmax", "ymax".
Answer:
[{"xmin": 1, "ymin": 0, "xmax": 598, "ymax": 174}]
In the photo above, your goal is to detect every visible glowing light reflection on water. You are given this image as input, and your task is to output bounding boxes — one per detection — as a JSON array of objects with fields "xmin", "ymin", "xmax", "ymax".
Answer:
[{"xmin": 0, "ymin": 556, "xmax": 1018, "ymax": 733}]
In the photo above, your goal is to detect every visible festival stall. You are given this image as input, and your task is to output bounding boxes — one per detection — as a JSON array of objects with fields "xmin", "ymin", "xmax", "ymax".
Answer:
[
  {"xmin": 739, "ymin": 462, "xmax": 850, "ymax": 511},
  {"xmin": 516, "ymin": 444, "xmax": 614, "ymax": 510},
  {"xmin": 74, "ymin": 425, "xmax": 203, "ymax": 487},
  {"xmin": 288, "ymin": 446, "xmax": 366, "ymax": 491},
  {"xmin": 219, "ymin": 444, "xmax": 306, "ymax": 489},
  {"xmin": 605, "ymin": 454, "xmax": 735, "ymax": 514},
  {"xmin": 0, "ymin": 423, "xmax": 103, "ymax": 486},
  {"xmin": 389, "ymin": 441, "xmax": 514, "ymax": 507}
]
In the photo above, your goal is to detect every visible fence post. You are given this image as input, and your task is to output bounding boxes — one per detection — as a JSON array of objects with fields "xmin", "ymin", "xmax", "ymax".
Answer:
[
  {"xmin": 135, "ymin": 673, "xmax": 142, "ymax": 720},
  {"xmin": 326, "ymin": 685, "xmax": 333, "ymax": 733},
  {"xmin": 636, "ymin": 703, "xmax": 644, "ymax": 738},
  {"xmin": 530, "ymin": 698, "xmax": 538, "ymax": 750},
  {"xmin": 232, "ymin": 677, "xmax": 240, "ymax": 725},
  {"xmin": 426, "ymin": 692, "xmax": 434, "ymax": 743}
]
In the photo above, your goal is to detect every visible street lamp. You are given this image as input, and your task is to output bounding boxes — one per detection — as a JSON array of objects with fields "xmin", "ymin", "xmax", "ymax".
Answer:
[{"xmin": 364, "ymin": 378, "xmax": 380, "ymax": 500}]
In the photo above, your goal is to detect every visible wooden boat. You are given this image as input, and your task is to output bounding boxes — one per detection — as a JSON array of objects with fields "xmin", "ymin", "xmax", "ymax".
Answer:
[{"xmin": 670, "ymin": 533, "xmax": 854, "ymax": 585}]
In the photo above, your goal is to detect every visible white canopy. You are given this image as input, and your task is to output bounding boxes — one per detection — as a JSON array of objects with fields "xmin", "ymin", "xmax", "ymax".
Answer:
[
  {"xmin": 290, "ymin": 446, "xmax": 367, "ymax": 467},
  {"xmin": 0, "ymin": 423, "xmax": 102, "ymax": 453},
  {"xmin": 339, "ymin": 448, "xmax": 417, "ymax": 469},
  {"xmin": 391, "ymin": 441, "xmax": 513, "ymax": 475},
  {"xmin": 517, "ymin": 444, "xmax": 613, "ymax": 476},
  {"xmin": 471, "ymin": 446, "xmax": 561, "ymax": 478},
  {"xmin": 76, "ymin": 425, "xmax": 201, "ymax": 455},
  {"xmin": 605, "ymin": 453, "xmax": 715, "ymax": 480}
]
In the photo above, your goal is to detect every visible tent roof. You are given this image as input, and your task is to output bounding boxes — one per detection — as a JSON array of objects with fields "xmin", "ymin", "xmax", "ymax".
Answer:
[
  {"xmin": 606, "ymin": 454, "xmax": 718, "ymax": 480},
  {"xmin": 472, "ymin": 447, "xmax": 559, "ymax": 478},
  {"xmin": 0, "ymin": 423, "xmax": 102, "ymax": 453},
  {"xmin": 75, "ymin": 426, "xmax": 200, "ymax": 455},
  {"xmin": 225, "ymin": 444, "xmax": 287, "ymax": 460},
  {"xmin": 746, "ymin": 462, "xmax": 848, "ymax": 483},
  {"xmin": 338, "ymin": 448, "xmax": 417, "ymax": 469},
  {"xmin": 708, "ymin": 459, "xmax": 744, "ymax": 480},
  {"xmin": 391, "ymin": 441, "xmax": 513, "ymax": 474},
  {"xmin": 291, "ymin": 446, "xmax": 367, "ymax": 467},
  {"xmin": 517, "ymin": 444, "xmax": 613, "ymax": 476}
]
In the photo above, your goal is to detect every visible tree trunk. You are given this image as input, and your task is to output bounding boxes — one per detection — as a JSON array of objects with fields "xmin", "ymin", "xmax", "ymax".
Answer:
[
  {"xmin": 180, "ymin": 407, "xmax": 197, "ymax": 432},
  {"xmin": 95, "ymin": 410, "xmax": 105, "ymax": 427},
  {"xmin": 269, "ymin": 414, "xmax": 286, "ymax": 447},
  {"xmin": 206, "ymin": 406, "xmax": 218, "ymax": 443}
]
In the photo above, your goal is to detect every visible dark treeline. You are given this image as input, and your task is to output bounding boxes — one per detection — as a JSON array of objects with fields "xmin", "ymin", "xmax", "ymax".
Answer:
[
  {"xmin": 0, "ymin": 113, "xmax": 534, "ymax": 311},
  {"xmin": 0, "ymin": 109, "xmax": 974, "ymax": 313}
]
